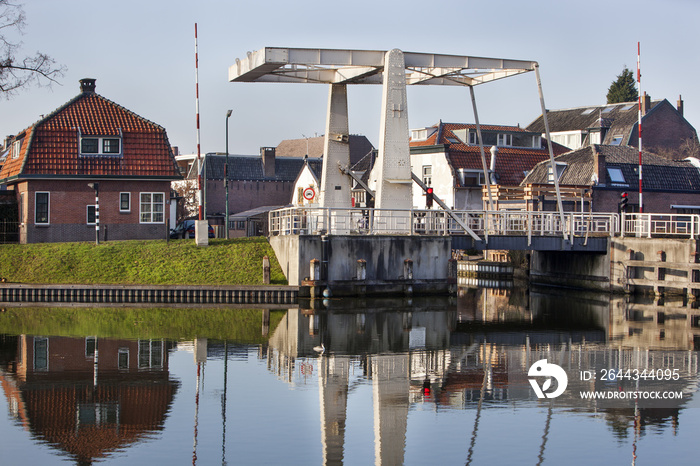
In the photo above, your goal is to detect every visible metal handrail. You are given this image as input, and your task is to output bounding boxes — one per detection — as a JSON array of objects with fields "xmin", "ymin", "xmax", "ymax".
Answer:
[{"xmin": 268, "ymin": 207, "xmax": 626, "ymax": 239}]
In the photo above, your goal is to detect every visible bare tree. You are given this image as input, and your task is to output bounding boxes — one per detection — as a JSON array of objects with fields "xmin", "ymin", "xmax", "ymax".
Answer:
[
  {"xmin": 172, "ymin": 179, "xmax": 199, "ymax": 223},
  {"xmin": 0, "ymin": 1, "xmax": 65, "ymax": 96}
]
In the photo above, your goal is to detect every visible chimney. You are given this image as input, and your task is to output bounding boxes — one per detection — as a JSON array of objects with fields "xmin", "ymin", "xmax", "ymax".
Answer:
[
  {"xmin": 489, "ymin": 146, "xmax": 498, "ymax": 183},
  {"xmin": 642, "ymin": 92, "xmax": 651, "ymax": 115},
  {"xmin": 4, "ymin": 135, "xmax": 14, "ymax": 151},
  {"xmin": 593, "ymin": 145, "xmax": 605, "ymax": 186},
  {"xmin": 260, "ymin": 146, "xmax": 276, "ymax": 177},
  {"xmin": 80, "ymin": 78, "xmax": 96, "ymax": 94},
  {"xmin": 677, "ymin": 95, "xmax": 684, "ymax": 116}
]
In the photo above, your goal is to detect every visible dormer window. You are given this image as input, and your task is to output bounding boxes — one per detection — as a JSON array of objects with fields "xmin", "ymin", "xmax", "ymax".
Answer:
[
  {"xmin": 547, "ymin": 163, "xmax": 567, "ymax": 183},
  {"xmin": 11, "ymin": 138, "xmax": 22, "ymax": 159},
  {"xmin": 80, "ymin": 136, "xmax": 122, "ymax": 156},
  {"xmin": 497, "ymin": 133, "xmax": 512, "ymax": 147}
]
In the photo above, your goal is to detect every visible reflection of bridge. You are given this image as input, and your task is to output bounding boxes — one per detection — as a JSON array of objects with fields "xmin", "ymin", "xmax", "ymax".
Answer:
[{"xmin": 263, "ymin": 291, "xmax": 700, "ymax": 464}]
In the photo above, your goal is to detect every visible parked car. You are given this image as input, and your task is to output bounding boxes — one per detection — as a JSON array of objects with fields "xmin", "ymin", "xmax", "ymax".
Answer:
[{"xmin": 170, "ymin": 220, "xmax": 215, "ymax": 239}]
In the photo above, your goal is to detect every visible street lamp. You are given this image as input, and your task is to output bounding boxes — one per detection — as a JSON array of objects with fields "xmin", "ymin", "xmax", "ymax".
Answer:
[{"xmin": 225, "ymin": 109, "xmax": 232, "ymax": 239}]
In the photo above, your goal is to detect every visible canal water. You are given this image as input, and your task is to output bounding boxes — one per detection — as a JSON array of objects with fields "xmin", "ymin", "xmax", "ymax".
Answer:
[{"xmin": 1, "ymin": 284, "xmax": 698, "ymax": 465}]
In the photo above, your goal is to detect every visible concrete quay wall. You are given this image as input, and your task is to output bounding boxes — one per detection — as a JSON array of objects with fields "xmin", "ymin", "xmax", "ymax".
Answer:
[
  {"xmin": 531, "ymin": 237, "xmax": 700, "ymax": 296},
  {"xmin": 269, "ymin": 235, "xmax": 452, "ymax": 295}
]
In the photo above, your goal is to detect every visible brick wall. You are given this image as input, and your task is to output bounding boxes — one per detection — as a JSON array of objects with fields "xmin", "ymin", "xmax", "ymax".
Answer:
[
  {"xmin": 593, "ymin": 189, "xmax": 700, "ymax": 213},
  {"xmin": 204, "ymin": 179, "xmax": 294, "ymax": 215},
  {"xmin": 16, "ymin": 179, "xmax": 173, "ymax": 243},
  {"xmin": 634, "ymin": 104, "xmax": 698, "ymax": 159}
]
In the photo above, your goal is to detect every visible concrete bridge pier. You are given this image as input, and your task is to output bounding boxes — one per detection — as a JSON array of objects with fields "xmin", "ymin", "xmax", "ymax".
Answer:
[{"xmin": 270, "ymin": 235, "xmax": 452, "ymax": 297}]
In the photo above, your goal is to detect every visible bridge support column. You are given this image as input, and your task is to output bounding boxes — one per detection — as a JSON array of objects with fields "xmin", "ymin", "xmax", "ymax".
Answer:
[
  {"xmin": 374, "ymin": 49, "xmax": 413, "ymax": 233},
  {"xmin": 320, "ymin": 83, "xmax": 352, "ymax": 210}
]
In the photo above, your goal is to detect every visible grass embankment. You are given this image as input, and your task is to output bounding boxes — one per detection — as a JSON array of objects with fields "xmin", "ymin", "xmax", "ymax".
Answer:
[{"xmin": 0, "ymin": 237, "xmax": 286, "ymax": 286}]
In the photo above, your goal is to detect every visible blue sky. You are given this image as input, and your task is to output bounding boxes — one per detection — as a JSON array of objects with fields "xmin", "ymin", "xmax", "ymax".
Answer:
[{"xmin": 2, "ymin": 0, "xmax": 698, "ymax": 155}]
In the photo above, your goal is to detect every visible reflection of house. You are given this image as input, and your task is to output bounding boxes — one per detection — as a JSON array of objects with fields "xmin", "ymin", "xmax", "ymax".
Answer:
[
  {"xmin": 526, "ymin": 95, "xmax": 698, "ymax": 159},
  {"xmin": 0, "ymin": 335, "xmax": 178, "ymax": 464},
  {"xmin": 407, "ymin": 122, "xmax": 568, "ymax": 210},
  {"xmin": 0, "ymin": 79, "xmax": 182, "ymax": 243},
  {"xmin": 522, "ymin": 144, "xmax": 700, "ymax": 213}
]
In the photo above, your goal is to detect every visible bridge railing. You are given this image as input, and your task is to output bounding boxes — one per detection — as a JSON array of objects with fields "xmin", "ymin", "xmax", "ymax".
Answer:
[
  {"xmin": 621, "ymin": 213, "xmax": 700, "ymax": 238},
  {"xmin": 269, "ymin": 207, "xmax": 622, "ymax": 238},
  {"xmin": 447, "ymin": 211, "xmax": 619, "ymax": 239}
]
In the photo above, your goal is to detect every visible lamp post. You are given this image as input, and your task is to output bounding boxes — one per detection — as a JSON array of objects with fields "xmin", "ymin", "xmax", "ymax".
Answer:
[{"xmin": 225, "ymin": 109, "xmax": 232, "ymax": 239}]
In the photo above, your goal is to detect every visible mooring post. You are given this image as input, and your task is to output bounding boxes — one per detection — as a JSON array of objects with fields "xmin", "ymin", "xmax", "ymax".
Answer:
[
  {"xmin": 311, "ymin": 259, "xmax": 321, "ymax": 281},
  {"xmin": 262, "ymin": 309, "xmax": 270, "ymax": 336},
  {"xmin": 262, "ymin": 255, "xmax": 271, "ymax": 284}
]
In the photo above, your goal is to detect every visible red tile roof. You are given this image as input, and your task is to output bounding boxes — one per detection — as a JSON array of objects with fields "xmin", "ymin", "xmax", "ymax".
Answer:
[
  {"xmin": 410, "ymin": 122, "xmax": 569, "ymax": 185},
  {"xmin": 0, "ymin": 90, "xmax": 181, "ymax": 181}
]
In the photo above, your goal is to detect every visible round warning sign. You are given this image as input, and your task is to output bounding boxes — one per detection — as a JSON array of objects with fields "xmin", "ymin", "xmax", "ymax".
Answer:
[{"xmin": 303, "ymin": 187, "xmax": 316, "ymax": 201}]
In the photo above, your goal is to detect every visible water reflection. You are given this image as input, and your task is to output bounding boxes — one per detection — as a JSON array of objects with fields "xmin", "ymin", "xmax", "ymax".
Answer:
[
  {"xmin": 0, "ymin": 335, "xmax": 179, "ymax": 464},
  {"xmin": 0, "ymin": 286, "xmax": 698, "ymax": 465}
]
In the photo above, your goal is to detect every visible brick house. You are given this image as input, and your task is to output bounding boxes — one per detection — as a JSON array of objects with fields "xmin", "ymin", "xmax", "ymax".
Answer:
[
  {"xmin": 0, "ymin": 79, "xmax": 182, "ymax": 243},
  {"xmin": 526, "ymin": 95, "xmax": 698, "ymax": 159},
  {"xmin": 522, "ymin": 144, "xmax": 700, "ymax": 213},
  {"xmin": 407, "ymin": 122, "xmax": 569, "ymax": 209}
]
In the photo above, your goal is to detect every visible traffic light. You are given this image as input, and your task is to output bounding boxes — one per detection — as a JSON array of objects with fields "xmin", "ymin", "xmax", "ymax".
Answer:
[
  {"xmin": 426, "ymin": 187, "xmax": 434, "ymax": 209},
  {"xmin": 619, "ymin": 192, "xmax": 628, "ymax": 213}
]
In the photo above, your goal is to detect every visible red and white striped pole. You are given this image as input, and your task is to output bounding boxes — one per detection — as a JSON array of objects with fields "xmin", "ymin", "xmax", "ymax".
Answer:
[
  {"xmin": 195, "ymin": 23, "xmax": 203, "ymax": 221},
  {"xmin": 637, "ymin": 42, "xmax": 643, "ymax": 213}
]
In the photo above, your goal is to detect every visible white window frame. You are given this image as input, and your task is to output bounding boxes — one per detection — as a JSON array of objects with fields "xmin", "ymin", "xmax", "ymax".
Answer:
[
  {"xmin": 497, "ymin": 133, "xmax": 512, "ymax": 147},
  {"xmin": 80, "ymin": 135, "xmax": 122, "ymax": 156},
  {"xmin": 86, "ymin": 205, "xmax": 97, "ymax": 225},
  {"xmin": 139, "ymin": 192, "xmax": 165, "ymax": 224},
  {"xmin": 118, "ymin": 348, "xmax": 130, "ymax": 370},
  {"xmin": 119, "ymin": 192, "xmax": 131, "ymax": 212},
  {"xmin": 11, "ymin": 139, "xmax": 22, "ymax": 159},
  {"xmin": 547, "ymin": 163, "xmax": 567, "ymax": 183},
  {"xmin": 422, "ymin": 165, "xmax": 432, "ymax": 187},
  {"xmin": 35, "ymin": 192, "xmax": 50, "ymax": 224},
  {"xmin": 468, "ymin": 131, "xmax": 478, "ymax": 145}
]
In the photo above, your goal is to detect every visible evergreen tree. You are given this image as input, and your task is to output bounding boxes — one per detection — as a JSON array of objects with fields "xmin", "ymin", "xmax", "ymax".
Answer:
[{"xmin": 606, "ymin": 67, "xmax": 638, "ymax": 104}]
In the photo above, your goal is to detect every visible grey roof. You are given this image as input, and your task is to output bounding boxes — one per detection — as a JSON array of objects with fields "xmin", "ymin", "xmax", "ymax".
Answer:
[
  {"xmin": 523, "ymin": 144, "xmax": 700, "ymax": 191},
  {"xmin": 526, "ymin": 101, "xmax": 663, "ymax": 147},
  {"xmin": 275, "ymin": 135, "xmax": 375, "ymax": 165},
  {"xmin": 230, "ymin": 205, "xmax": 285, "ymax": 220},
  {"xmin": 188, "ymin": 154, "xmax": 322, "ymax": 182}
]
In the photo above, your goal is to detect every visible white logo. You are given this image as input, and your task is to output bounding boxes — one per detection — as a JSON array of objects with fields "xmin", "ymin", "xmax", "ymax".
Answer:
[{"xmin": 528, "ymin": 359, "xmax": 568, "ymax": 399}]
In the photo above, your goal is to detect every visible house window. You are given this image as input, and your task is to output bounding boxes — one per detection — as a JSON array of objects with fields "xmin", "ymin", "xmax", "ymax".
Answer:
[
  {"xmin": 87, "ymin": 205, "xmax": 96, "ymax": 225},
  {"xmin": 469, "ymin": 132, "xmax": 478, "ymax": 145},
  {"xmin": 607, "ymin": 167, "xmax": 626, "ymax": 184},
  {"xmin": 589, "ymin": 132, "xmax": 601, "ymax": 144},
  {"xmin": 547, "ymin": 163, "xmax": 567, "ymax": 183},
  {"xmin": 140, "ymin": 192, "xmax": 165, "ymax": 223},
  {"xmin": 610, "ymin": 134, "xmax": 623, "ymax": 145},
  {"xmin": 120, "ymin": 192, "xmax": 131, "ymax": 212},
  {"xmin": 497, "ymin": 133, "xmax": 512, "ymax": 147},
  {"xmin": 118, "ymin": 348, "xmax": 129, "ymax": 370},
  {"xmin": 138, "ymin": 340, "xmax": 163, "ymax": 369},
  {"xmin": 34, "ymin": 337, "xmax": 48, "ymax": 371},
  {"xmin": 11, "ymin": 138, "xmax": 22, "ymax": 159},
  {"xmin": 85, "ymin": 337, "xmax": 96, "ymax": 358},
  {"xmin": 35, "ymin": 192, "xmax": 49, "ymax": 224},
  {"xmin": 422, "ymin": 166, "xmax": 432, "ymax": 187},
  {"xmin": 80, "ymin": 136, "xmax": 122, "ymax": 156}
]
